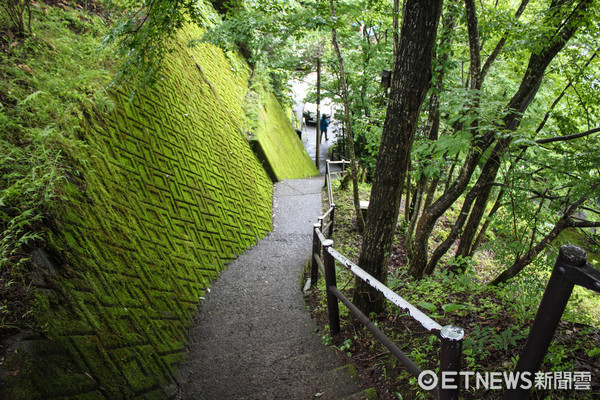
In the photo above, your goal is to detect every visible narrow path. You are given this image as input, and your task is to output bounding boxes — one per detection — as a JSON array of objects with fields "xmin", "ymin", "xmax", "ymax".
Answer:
[{"xmin": 180, "ymin": 178, "xmax": 364, "ymax": 399}]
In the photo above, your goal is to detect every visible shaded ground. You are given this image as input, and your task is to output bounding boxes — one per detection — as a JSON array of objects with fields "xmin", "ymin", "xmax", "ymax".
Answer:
[{"xmin": 179, "ymin": 178, "xmax": 369, "ymax": 400}]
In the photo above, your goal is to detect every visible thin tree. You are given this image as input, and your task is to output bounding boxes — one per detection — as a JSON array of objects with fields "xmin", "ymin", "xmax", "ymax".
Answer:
[
  {"xmin": 330, "ymin": 0, "xmax": 365, "ymax": 232},
  {"xmin": 354, "ymin": 0, "xmax": 444, "ymax": 314},
  {"xmin": 491, "ymin": 182, "xmax": 600, "ymax": 285}
]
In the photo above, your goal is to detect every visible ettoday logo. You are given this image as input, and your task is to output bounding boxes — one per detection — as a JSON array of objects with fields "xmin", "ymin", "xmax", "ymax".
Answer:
[
  {"xmin": 418, "ymin": 370, "xmax": 438, "ymax": 391},
  {"xmin": 417, "ymin": 370, "xmax": 592, "ymax": 391}
]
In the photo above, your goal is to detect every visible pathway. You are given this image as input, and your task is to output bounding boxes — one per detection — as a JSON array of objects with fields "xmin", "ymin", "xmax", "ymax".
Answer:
[
  {"xmin": 291, "ymin": 74, "xmax": 339, "ymax": 175},
  {"xmin": 179, "ymin": 178, "xmax": 367, "ymax": 399}
]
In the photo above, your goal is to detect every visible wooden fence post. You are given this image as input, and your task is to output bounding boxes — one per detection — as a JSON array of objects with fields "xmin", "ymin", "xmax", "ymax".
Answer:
[
  {"xmin": 504, "ymin": 245, "xmax": 591, "ymax": 400},
  {"xmin": 322, "ymin": 239, "xmax": 340, "ymax": 335},
  {"xmin": 439, "ymin": 325, "xmax": 464, "ymax": 400},
  {"xmin": 329, "ymin": 204, "xmax": 335, "ymax": 237},
  {"xmin": 311, "ymin": 223, "xmax": 321, "ymax": 287}
]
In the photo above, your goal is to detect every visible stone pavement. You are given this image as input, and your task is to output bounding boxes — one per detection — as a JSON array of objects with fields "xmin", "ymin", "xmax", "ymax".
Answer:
[{"xmin": 179, "ymin": 178, "xmax": 369, "ymax": 399}]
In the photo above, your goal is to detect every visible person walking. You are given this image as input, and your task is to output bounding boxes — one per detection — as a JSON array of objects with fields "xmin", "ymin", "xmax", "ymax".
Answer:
[{"xmin": 319, "ymin": 114, "xmax": 329, "ymax": 142}]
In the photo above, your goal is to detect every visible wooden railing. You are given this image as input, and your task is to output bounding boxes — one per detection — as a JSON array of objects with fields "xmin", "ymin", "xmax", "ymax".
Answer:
[
  {"xmin": 312, "ymin": 162, "xmax": 600, "ymax": 400},
  {"xmin": 504, "ymin": 244, "xmax": 600, "ymax": 399},
  {"xmin": 310, "ymin": 160, "xmax": 464, "ymax": 400}
]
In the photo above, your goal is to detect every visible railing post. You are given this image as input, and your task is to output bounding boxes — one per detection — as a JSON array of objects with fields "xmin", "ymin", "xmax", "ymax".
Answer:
[
  {"xmin": 322, "ymin": 239, "xmax": 340, "ymax": 335},
  {"xmin": 318, "ymin": 216, "xmax": 324, "ymax": 234},
  {"xmin": 439, "ymin": 325, "xmax": 464, "ymax": 400},
  {"xmin": 329, "ymin": 204, "xmax": 335, "ymax": 237},
  {"xmin": 311, "ymin": 223, "xmax": 321, "ymax": 287},
  {"xmin": 504, "ymin": 244, "xmax": 587, "ymax": 400},
  {"xmin": 326, "ymin": 160, "xmax": 330, "ymax": 179}
]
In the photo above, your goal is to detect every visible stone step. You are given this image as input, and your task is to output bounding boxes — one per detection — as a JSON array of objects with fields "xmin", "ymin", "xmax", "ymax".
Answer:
[
  {"xmin": 340, "ymin": 389, "xmax": 379, "ymax": 400},
  {"xmin": 210, "ymin": 363, "xmax": 373, "ymax": 400}
]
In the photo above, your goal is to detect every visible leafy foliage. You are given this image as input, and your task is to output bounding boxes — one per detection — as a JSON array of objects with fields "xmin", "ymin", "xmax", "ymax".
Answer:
[
  {"xmin": 0, "ymin": 3, "xmax": 112, "ymax": 330},
  {"xmin": 102, "ymin": 0, "xmax": 220, "ymax": 91},
  {"xmin": 314, "ymin": 182, "xmax": 600, "ymax": 399}
]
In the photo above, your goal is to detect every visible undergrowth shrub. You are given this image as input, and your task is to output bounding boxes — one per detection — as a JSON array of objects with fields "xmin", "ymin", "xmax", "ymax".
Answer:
[
  {"xmin": 0, "ymin": 2, "xmax": 112, "ymax": 332},
  {"xmin": 312, "ymin": 178, "xmax": 600, "ymax": 399}
]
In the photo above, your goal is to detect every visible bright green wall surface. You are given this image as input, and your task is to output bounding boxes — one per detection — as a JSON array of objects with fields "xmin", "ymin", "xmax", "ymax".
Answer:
[
  {"xmin": 1, "ymin": 24, "xmax": 276, "ymax": 399},
  {"xmin": 255, "ymin": 93, "xmax": 319, "ymax": 180}
]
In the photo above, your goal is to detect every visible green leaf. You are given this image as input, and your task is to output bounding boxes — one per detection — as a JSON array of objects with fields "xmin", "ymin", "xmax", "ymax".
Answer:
[
  {"xmin": 18, "ymin": 91, "xmax": 45, "ymax": 106},
  {"xmin": 417, "ymin": 301, "xmax": 437, "ymax": 312},
  {"xmin": 442, "ymin": 303, "xmax": 466, "ymax": 313}
]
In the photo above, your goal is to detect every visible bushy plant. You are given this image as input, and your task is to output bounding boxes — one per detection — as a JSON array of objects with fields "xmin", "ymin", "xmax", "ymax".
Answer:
[{"xmin": 0, "ymin": 3, "xmax": 112, "ymax": 331}]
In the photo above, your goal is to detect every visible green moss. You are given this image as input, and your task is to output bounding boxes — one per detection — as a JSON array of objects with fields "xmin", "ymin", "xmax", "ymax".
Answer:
[
  {"xmin": 2, "ymin": 3, "xmax": 320, "ymax": 398},
  {"xmin": 363, "ymin": 387, "xmax": 379, "ymax": 399},
  {"xmin": 337, "ymin": 364, "xmax": 359, "ymax": 381},
  {"xmin": 255, "ymin": 93, "xmax": 319, "ymax": 180},
  {"xmin": 1, "ymin": 12, "xmax": 282, "ymax": 400}
]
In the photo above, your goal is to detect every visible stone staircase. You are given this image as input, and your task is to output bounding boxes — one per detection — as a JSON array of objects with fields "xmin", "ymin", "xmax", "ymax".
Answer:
[{"xmin": 178, "ymin": 178, "xmax": 376, "ymax": 399}]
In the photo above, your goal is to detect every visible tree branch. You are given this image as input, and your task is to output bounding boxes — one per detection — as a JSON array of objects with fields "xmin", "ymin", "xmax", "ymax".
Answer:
[
  {"xmin": 536, "ymin": 126, "xmax": 600, "ymax": 144},
  {"xmin": 480, "ymin": 0, "xmax": 529, "ymax": 81},
  {"xmin": 571, "ymin": 221, "xmax": 600, "ymax": 228},
  {"xmin": 490, "ymin": 182, "xmax": 599, "ymax": 285},
  {"xmin": 536, "ymin": 49, "xmax": 598, "ymax": 133},
  {"xmin": 464, "ymin": 0, "xmax": 482, "ymax": 89}
]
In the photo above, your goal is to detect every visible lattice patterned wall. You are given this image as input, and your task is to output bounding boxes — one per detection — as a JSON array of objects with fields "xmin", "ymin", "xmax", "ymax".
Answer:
[{"xmin": 1, "ymin": 27, "xmax": 274, "ymax": 400}]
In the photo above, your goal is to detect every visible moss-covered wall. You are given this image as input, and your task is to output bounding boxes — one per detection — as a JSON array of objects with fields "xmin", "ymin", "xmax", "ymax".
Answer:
[
  {"xmin": 253, "ymin": 93, "xmax": 319, "ymax": 180},
  {"xmin": 0, "ymin": 21, "xmax": 315, "ymax": 399}
]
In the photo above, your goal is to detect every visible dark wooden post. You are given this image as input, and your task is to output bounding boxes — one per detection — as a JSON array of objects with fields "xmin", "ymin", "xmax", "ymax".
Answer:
[
  {"xmin": 322, "ymin": 239, "xmax": 340, "ymax": 335},
  {"xmin": 439, "ymin": 325, "xmax": 464, "ymax": 400},
  {"xmin": 325, "ymin": 160, "xmax": 330, "ymax": 189},
  {"xmin": 329, "ymin": 204, "xmax": 335, "ymax": 237},
  {"xmin": 311, "ymin": 223, "xmax": 321, "ymax": 287},
  {"xmin": 504, "ymin": 245, "xmax": 587, "ymax": 400}
]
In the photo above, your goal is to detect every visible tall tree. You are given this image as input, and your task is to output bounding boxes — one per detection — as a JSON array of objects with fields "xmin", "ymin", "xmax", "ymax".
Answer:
[
  {"xmin": 354, "ymin": 0, "xmax": 444, "ymax": 314},
  {"xmin": 330, "ymin": 0, "xmax": 366, "ymax": 232}
]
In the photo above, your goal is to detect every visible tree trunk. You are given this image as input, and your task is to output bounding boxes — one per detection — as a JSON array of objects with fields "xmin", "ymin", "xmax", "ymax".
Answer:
[
  {"xmin": 330, "ymin": 0, "xmax": 365, "ymax": 233},
  {"xmin": 405, "ymin": 0, "xmax": 456, "ymax": 258},
  {"xmin": 469, "ymin": 185, "xmax": 506, "ymax": 256},
  {"xmin": 405, "ymin": 174, "xmax": 426, "ymax": 253},
  {"xmin": 454, "ymin": 147, "xmax": 504, "ymax": 259},
  {"xmin": 404, "ymin": 160, "xmax": 411, "ymax": 222},
  {"xmin": 408, "ymin": 146, "xmax": 487, "ymax": 278},
  {"xmin": 354, "ymin": 0, "xmax": 443, "ymax": 314}
]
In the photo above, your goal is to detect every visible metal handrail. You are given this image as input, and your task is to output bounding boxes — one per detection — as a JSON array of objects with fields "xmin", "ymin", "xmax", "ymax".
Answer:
[
  {"xmin": 310, "ymin": 162, "xmax": 464, "ymax": 399},
  {"xmin": 327, "ymin": 246, "xmax": 442, "ymax": 333},
  {"xmin": 311, "ymin": 229, "xmax": 463, "ymax": 400}
]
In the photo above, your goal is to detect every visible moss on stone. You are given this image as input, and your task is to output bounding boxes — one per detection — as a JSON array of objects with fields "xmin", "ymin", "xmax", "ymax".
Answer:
[
  {"xmin": 363, "ymin": 387, "xmax": 379, "ymax": 399},
  {"xmin": 0, "ymin": 17, "xmax": 304, "ymax": 400},
  {"xmin": 255, "ymin": 92, "xmax": 319, "ymax": 180}
]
